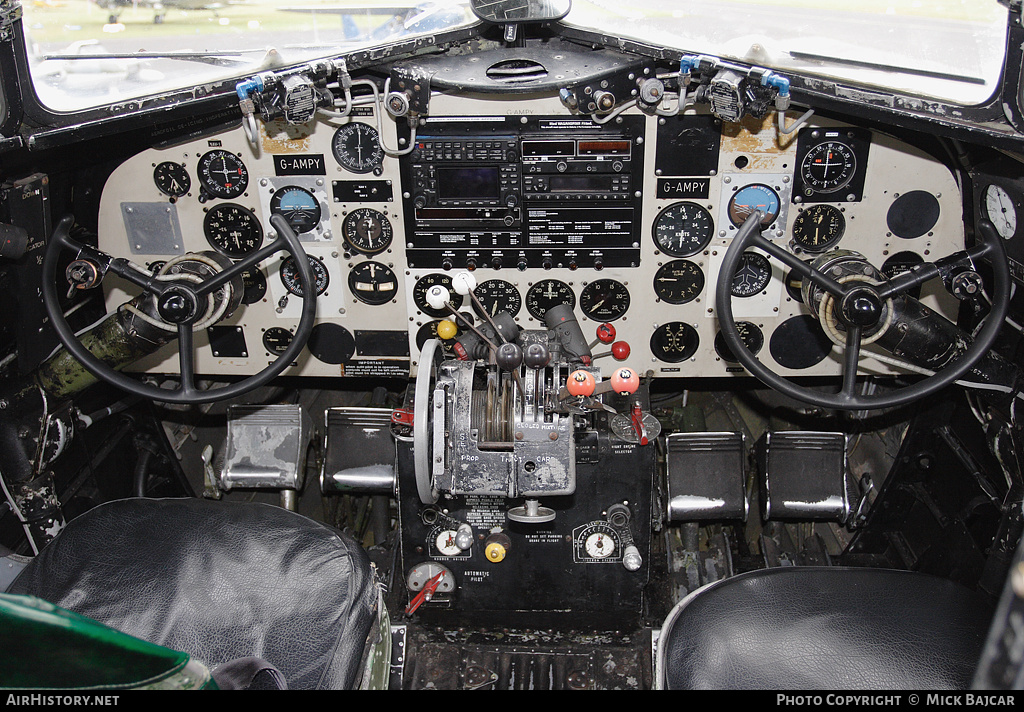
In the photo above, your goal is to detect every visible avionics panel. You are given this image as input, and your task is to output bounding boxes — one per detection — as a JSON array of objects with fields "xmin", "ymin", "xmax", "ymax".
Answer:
[{"xmin": 401, "ymin": 116, "xmax": 644, "ymax": 271}]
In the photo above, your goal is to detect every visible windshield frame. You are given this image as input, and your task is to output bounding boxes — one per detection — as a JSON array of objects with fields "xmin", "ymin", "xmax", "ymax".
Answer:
[{"xmin": 3, "ymin": 5, "xmax": 1024, "ymax": 157}]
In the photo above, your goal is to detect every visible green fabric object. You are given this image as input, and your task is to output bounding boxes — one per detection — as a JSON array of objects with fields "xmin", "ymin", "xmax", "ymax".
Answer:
[{"xmin": 0, "ymin": 594, "xmax": 216, "ymax": 690}]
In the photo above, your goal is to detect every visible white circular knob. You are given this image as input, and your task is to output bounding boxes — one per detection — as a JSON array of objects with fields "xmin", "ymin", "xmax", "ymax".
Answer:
[
  {"xmin": 451, "ymin": 271, "xmax": 477, "ymax": 295},
  {"xmin": 425, "ymin": 285, "xmax": 450, "ymax": 310}
]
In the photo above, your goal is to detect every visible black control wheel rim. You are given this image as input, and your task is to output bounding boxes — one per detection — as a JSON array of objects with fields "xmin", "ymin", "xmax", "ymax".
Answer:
[
  {"xmin": 715, "ymin": 214, "xmax": 1010, "ymax": 410},
  {"xmin": 42, "ymin": 213, "xmax": 317, "ymax": 404}
]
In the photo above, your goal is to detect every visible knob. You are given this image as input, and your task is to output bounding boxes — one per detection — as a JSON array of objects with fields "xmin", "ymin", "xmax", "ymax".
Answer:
[
  {"xmin": 503, "ymin": 214, "xmax": 515, "ymax": 227},
  {"xmin": 524, "ymin": 343, "xmax": 551, "ymax": 369},
  {"xmin": 503, "ymin": 193, "xmax": 519, "ymax": 208},
  {"xmin": 496, "ymin": 342, "xmax": 523, "ymax": 372},
  {"xmin": 592, "ymin": 340, "xmax": 630, "ymax": 361},
  {"xmin": 436, "ymin": 320, "xmax": 458, "ymax": 340},
  {"xmin": 425, "ymin": 285, "xmax": 450, "ymax": 311},
  {"xmin": 556, "ymin": 161, "xmax": 568, "ymax": 173},
  {"xmin": 594, "ymin": 90, "xmax": 616, "ymax": 112},
  {"xmin": 454, "ymin": 524, "xmax": 474, "ymax": 551},
  {"xmin": 413, "ymin": 194, "xmax": 427, "ymax": 209},
  {"xmin": 622, "ymin": 544, "xmax": 642, "ymax": 572},
  {"xmin": 610, "ymin": 367, "xmax": 639, "ymax": 395},
  {"xmin": 566, "ymin": 369, "xmax": 597, "ymax": 397},
  {"xmin": 484, "ymin": 532, "xmax": 511, "ymax": 563},
  {"xmin": 451, "ymin": 271, "xmax": 477, "ymax": 296}
]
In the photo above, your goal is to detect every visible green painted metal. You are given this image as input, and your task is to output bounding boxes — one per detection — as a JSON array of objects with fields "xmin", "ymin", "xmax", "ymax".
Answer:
[{"xmin": 0, "ymin": 594, "xmax": 216, "ymax": 690}]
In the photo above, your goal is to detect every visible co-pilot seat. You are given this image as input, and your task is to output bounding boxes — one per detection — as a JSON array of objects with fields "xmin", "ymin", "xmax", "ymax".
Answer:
[
  {"xmin": 657, "ymin": 566, "xmax": 994, "ymax": 690},
  {"xmin": 6, "ymin": 497, "xmax": 381, "ymax": 690}
]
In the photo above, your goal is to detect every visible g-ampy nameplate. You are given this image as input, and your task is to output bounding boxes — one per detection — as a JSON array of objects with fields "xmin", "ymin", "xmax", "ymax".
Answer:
[
  {"xmin": 274, "ymin": 154, "xmax": 327, "ymax": 175},
  {"xmin": 657, "ymin": 177, "xmax": 710, "ymax": 199}
]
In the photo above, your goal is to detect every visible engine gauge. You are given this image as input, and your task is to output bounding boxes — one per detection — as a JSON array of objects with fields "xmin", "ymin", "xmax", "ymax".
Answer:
[
  {"xmin": 650, "ymin": 322, "xmax": 699, "ymax": 363},
  {"xmin": 714, "ymin": 322, "xmax": 764, "ymax": 362},
  {"xmin": 332, "ymin": 123, "xmax": 385, "ymax": 174},
  {"xmin": 197, "ymin": 149, "xmax": 248, "ymax": 199},
  {"xmin": 262, "ymin": 327, "xmax": 294, "ymax": 355},
  {"xmin": 270, "ymin": 186, "xmax": 322, "ymax": 234},
  {"xmin": 413, "ymin": 273, "xmax": 464, "ymax": 317},
  {"xmin": 203, "ymin": 203, "xmax": 263, "ymax": 258},
  {"xmin": 153, "ymin": 161, "xmax": 190, "ymax": 198},
  {"xmin": 342, "ymin": 208, "xmax": 393, "ymax": 255},
  {"xmin": 792, "ymin": 204, "xmax": 845, "ymax": 252},
  {"xmin": 240, "ymin": 267, "xmax": 267, "ymax": 304},
  {"xmin": 652, "ymin": 202, "xmax": 714, "ymax": 257},
  {"xmin": 800, "ymin": 141, "xmax": 857, "ymax": 194},
  {"xmin": 526, "ymin": 280, "xmax": 576, "ymax": 319},
  {"xmin": 348, "ymin": 261, "xmax": 398, "ymax": 305},
  {"xmin": 580, "ymin": 279, "xmax": 630, "ymax": 321},
  {"xmin": 653, "ymin": 260, "xmax": 704, "ymax": 304},
  {"xmin": 474, "ymin": 279, "xmax": 521, "ymax": 317},
  {"xmin": 984, "ymin": 184, "xmax": 1017, "ymax": 240},
  {"xmin": 280, "ymin": 255, "xmax": 329, "ymax": 297},
  {"xmin": 730, "ymin": 252, "xmax": 772, "ymax": 297},
  {"xmin": 728, "ymin": 184, "xmax": 780, "ymax": 228}
]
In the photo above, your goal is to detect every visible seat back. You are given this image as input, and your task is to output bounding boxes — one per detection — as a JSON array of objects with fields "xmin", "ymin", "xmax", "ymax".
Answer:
[{"xmin": 9, "ymin": 498, "xmax": 380, "ymax": 690}]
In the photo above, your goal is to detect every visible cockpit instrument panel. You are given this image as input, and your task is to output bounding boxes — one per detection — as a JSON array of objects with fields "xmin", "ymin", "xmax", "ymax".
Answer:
[{"xmin": 97, "ymin": 93, "xmax": 964, "ymax": 381}]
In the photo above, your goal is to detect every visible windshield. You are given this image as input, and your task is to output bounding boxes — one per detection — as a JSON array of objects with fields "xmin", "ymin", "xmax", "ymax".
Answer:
[
  {"xmin": 22, "ymin": 0, "xmax": 1009, "ymax": 112},
  {"xmin": 564, "ymin": 0, "xmax": 1007, "ymax": 105},
  {"xmin": 23, "ymin": 0, "xmax": 477, "ymax": 112}
]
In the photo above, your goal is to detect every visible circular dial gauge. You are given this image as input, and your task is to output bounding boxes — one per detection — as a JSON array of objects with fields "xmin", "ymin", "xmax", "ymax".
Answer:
[
  {"xmin": 651, "ymin": 322, "xmax": 700, "ymax": 363},
  {"xmin": 653, "ymin": 260, "xmax": 704, "ymax": 304},
  {"xmin": 197, "ymin": 150, "xmax": 248, "ymax": 199},
  {"xmin": 728, "ymin": 184, "xmax": 781, "ymax": 228},
  {"xmin": 730, "ymin": 252, "xmax": 772, "ymax": 297},
  {"xmin": 240, "ymin": 267, "xmax": 267, "ymax": 304},
  {"xmin": 585, "ymin": 531, "xmax": 617, "ymax": 559},
  {"xmin": 153, "ymin": 161, "xmax": 190, "ymax": 198},
  {"xmin": 413, "ymin": 273, "xmax": 464, "ymax": 317},
  {"xmin": 985, "ymin": 184, "xmax": 1017, "ymax": 240},
  {"xmin": 203, "ymin": 203, "xmax": 263, "ymax": 258},
  {"xmin": 801, "ymin": 141, "xmax": 857, "ymax": 194},
  {"xmin": 580, "ymin": 279, "xmax": 630, "ymax": 321},
  {"xmin": 715, "ymin": 321, "xmax": 764, "ymax": 362},
  {"xmin": 348, "ymin": 261, "xmax": 398, "ymax": 305},
  {"xmin": 475, "ymin": 279, "xmax": 521, "ymax": 317},
  {"xmin": 343, "ymin": 208, "xmax": 393, "ymax": 255},
  {"xmin": 434, "ymin": 530, "xmax": 461, "ymax": 557},
  {"xmin": 526, "ymin": 280, "xmax": 576, "ymax": 319},
  {"xmin": 262, "ymin": 327, "xmax": 294, "ymax": 355},
  {"xmin": 331, "ymin": 123, "xmax": 385, "ymax": 174},
  {"xmin": 792, "ymin": 204, "xmax": 846, "ymax": 252},
  {"xmin": 652, "ymin": 202, "xmax": 714, "ymax": 257},
  {"xmin": 279, "ymin": 255, "xmax": 329, "ymax": 297},
  {"xmin": 575, "ymin": 523, "xmax": 621, "ymax": 560},
  {"xmin": 270, "ymin": 186, "xmax": 322, "ymax": 234}
]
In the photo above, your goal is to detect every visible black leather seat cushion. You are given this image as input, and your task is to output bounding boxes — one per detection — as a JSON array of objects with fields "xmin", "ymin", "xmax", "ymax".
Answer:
[
  {"xmin": 659, "ymin": 567, "xmax": 993, "ymax": 690},
  {"xmin": 9, "ymin": 498, "xmax": 379, "ymax": 690}
]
